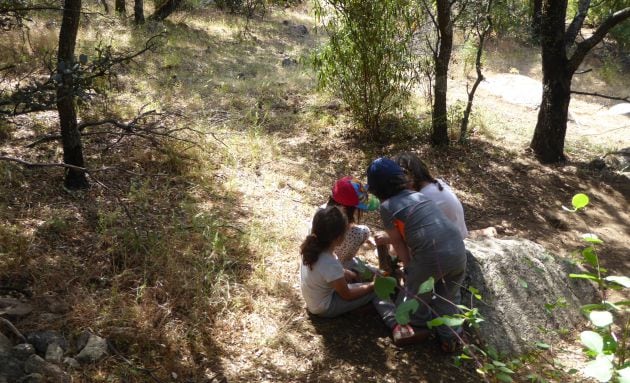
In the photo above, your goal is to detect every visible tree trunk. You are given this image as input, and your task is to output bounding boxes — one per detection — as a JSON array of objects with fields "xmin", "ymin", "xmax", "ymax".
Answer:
[
  {"xmin": 57, "ymin": 0, "xmax": 88, "ymax": 189},
  {"xmin": 134, "ymin": 0, "xmax": 144, "ymax": 23},
  {"xmin": 115, "ymin": 0, "xmax": 126, "ymax": 14},
  {"xmin": 100, "ymin": 0, "xmax": 110, "ymax": 13},
  {"xmin": 530, "ymin": 0, "xmax": 570, "ymax": 163},
  {"xmin": 531, "ymin": 0, "xmax": 542, "ymax": 41},
  {"xmin": 149, "ymin": 0, "xmax": 183, "ymax": 21},
  {"xmin": 431, "ymin": 0, "xmax": 453, "ymax": 146}
]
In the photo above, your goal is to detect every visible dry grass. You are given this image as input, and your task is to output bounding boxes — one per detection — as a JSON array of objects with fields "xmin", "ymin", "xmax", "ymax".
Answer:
[{"xmin": 1, "ymin": 3, "xmax": 629, "ymax": 383}]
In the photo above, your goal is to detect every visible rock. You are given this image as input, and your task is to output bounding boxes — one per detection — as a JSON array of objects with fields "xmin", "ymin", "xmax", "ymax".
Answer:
[
  {"xmin": 0, "ymin": 298, "xmax": 33, "ymax": 317},
  {"xmin": 41, "ymin": 295, "xmax": 70, "ymax": 314},
  {"xmin": 13, "ymin": 344, "xmax": 35, "ymax": 360},
  {"xmin": 23, "ymin": 355, "xmax": 69, "ymax": 382},
  {"xmin": 0, "ymin": 354, "xmax": 24, "ymax": 382},
  {"xmin": 26, "ymin": 331, "xmax": 67, "ymax": 355},
  {"xmin": 0, "ymin": 332, "xmax": 12, "ymax": 353},
  {"xmin": 63, "ymin": 357, "xmax": 79, "ymax": 369},
  {"xmin": 281, "ymin": 57, "xmax": 298, "ymax": 67},
  {"xmin": 604, "ymin": 147, "xmax": 630, "ymax": 172},
  {"xmin": 45, "ymin": 343, "xmax": 63, "ymax": 364},
  {"xmin": 17, "ymin": 373, "xmax": 44, "ymax": 383},
  {"xmin": 75, "ymin": 334, "xmax": 108, "ymax": 363},
  {"xmin": 464, "ymin": 237, "xmax": 598, "ymax": 356},
  {"xmin": 75, "ymin": 331, "xmax": 91, "ymax": 352},
  {"xmin": 292, "ymin": 24, "xmax": 309, "ymax": 37},
  {"xmin": 588, "ymin": 158, "xmax": 606, "ymax": 170}
]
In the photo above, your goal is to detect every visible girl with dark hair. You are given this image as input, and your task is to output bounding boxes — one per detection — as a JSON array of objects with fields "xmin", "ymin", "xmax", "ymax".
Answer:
[
  {"xmin": 300, "ymin": 206, "xmax": 375, "ymax": 318},
  {"xmin": 367, "ymin": 157, "xmax": 467, "ymax": 352},
  {"xmin": 392, "ymin": 152, "xmax": 468, "ymax": 239}
]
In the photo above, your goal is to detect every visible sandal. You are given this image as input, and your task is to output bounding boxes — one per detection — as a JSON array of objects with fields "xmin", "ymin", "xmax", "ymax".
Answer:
[{"xmin": 393, "ymin": 324, "xmax": 431, "ymax": 347}]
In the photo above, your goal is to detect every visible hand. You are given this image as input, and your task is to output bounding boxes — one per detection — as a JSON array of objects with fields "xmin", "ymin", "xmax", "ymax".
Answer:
[
  {"xmin": 344, "ymin": 269, "xmax": 359, "ymax": 283},
  {"xmin": 374, "ymin": 231, "xmax": 391, "ymax": 246}
]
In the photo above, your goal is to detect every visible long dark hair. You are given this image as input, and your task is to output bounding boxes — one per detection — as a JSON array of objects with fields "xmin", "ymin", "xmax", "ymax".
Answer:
[
  {"xmin": 301, "ymin": 206, "xmax": 348, "ymax": 269},
  {"xmin": 393, "ymin": 152, "xmax": 443, "ymax": 192},
  {"xmin": 326, "ymin": 196, "xmax": 361, "ymax": 224}
]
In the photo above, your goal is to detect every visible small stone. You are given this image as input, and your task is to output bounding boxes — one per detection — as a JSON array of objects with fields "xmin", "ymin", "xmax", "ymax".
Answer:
[
  {"xmin": 292, "ymin": 25, "xmax": 308, "ymax": 36},
  {"xmin": 0, "ymin": 298, "xmax": 33, "ymax": 317},
  {"xmin": 0, "ymin": 354, "xmax": 24, "ymax": 381},
  {"xmin": 75, "ymin": 334, "xmax": 107, "ymax": 363},
  {"xmin": 26, "ymin": 331, "xmax": 67, "ymax": 355},
  {"xmin": 75, "ymin": 331, "xmax": 91, "ymax": 352},
  {"xmin": 281, "ymin": 58, "xmax": 298, "ymax": 67},
  {"xmin": 45, "ymin": 343, "xmax": 63, "ymax": 364},
  {"xmin": 13, "ymin": 343, "xmax": 35, "ymax": 359},
  {"xmin": 23, "ymin": 355, "xmax": 69, "ymax": 382},
  {"xmin": 63, "ymin": 357, "xmax": 79, "ymax": 369},
  {"xmin": 17, "ymin": 373, "xmax": 44, "ymax": 383}
]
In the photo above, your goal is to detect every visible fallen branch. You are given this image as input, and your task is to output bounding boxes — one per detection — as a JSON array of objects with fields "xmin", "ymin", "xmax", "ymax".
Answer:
[
  {"xmin": 0, "ymin": 317, "xmax": 27, "ymax": 343},
  {"xmin": 571, "ymin": 91, "xmax": 630, "ymax": 102},
  {"xmin": 0, "ymin": 155, "xmax": 88, "ymax": 171}
]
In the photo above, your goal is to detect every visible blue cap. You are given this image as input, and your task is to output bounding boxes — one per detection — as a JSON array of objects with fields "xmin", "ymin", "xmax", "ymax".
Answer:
[{"xmin": 366, "ymin": 157, "xmax": 405, "ymax": 192}]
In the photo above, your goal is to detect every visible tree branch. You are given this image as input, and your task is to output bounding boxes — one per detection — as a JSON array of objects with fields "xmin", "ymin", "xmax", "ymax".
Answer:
[
  {"xmin": 0, "ymin": 156, "xmax": 88, "ymax": 171},
  {"xmin": 565, "ymin": 0, "xmax": 591, "ymax": 48},
  {"xmin": 569, "ymin": 7, "xmax": 630, "ymax": 72},
  {"xmin": 571, "ymin": 90, "xmax": 630, "ymax": 102}
]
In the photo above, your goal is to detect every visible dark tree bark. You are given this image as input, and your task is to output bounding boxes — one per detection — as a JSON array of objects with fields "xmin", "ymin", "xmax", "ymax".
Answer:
[
  {"xmin": 115, "ymin": 0, "xmax": 125, "ymax": 14},
  {"xmin": 431, "ymin": 0, "xmax": 453, "ymax": 146},
  {"xmin": 149, "ymin": 0, "xmax": 183, "ymax": 21},
  {"xmin": 100, "ymin": 0, "xmax": 110, "ymax": 13},
  {"xmin": 57, "ymin": 0, "xmax": 88, "ymax": 189},
  {"xmin": 530, "ymin": 2, "xmax": 630, "ymax": 163},
  {"xmin": 531, "ymin": 0, "xmax": 542, "ymax": 41},
  {"xmin": 134, "ymin": 0, "xmax": 144, "ymax": 23}
]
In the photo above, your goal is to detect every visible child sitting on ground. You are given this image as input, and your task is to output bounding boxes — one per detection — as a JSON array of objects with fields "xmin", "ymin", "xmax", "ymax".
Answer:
[
  {"xmin": 326, "ymin": 177, "xmax": 380, "ymax": 281},
  {"xmin": 300, "ymin": 206, "xmax": 376, "ymax": 318}
]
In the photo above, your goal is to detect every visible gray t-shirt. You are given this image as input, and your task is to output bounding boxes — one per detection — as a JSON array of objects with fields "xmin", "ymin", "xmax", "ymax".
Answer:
[
  {"xmin": 380, "ymin": 190, "xmax": 466, "ymax": 271},
  {"xmin": 300, "ymin": 251, "xmax": 345, "ymax": 314}
]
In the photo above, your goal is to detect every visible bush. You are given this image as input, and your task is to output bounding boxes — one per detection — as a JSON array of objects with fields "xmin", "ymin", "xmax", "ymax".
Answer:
[{"xmin": 312, "ymin": 0, "xmax": 420, "ymax": 137}]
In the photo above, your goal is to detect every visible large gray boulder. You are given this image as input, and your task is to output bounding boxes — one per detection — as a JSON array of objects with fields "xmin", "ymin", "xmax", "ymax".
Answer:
[{"xmin": 464, "ymin": 237, "xmax": 597, "ymax": 356}]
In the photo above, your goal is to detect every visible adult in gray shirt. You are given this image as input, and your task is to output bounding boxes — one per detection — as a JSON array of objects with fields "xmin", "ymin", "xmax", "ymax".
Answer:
[{"xmin": 367, "ymin": 157, "xmax": 467, "ymax": 351}]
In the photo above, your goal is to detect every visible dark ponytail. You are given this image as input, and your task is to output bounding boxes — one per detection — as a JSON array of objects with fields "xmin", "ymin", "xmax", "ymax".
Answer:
[
  {"xmin": 301, "ymin": 206, "xmax": 348, "ymax": 269},
  {"xmin": 393, "ymin": 152, "xmax": 443, "ymax": 191}
]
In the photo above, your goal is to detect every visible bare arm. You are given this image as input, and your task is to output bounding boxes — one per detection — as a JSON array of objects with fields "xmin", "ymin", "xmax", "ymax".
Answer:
[
  {"xmin": 386, "ymin": 228, "xmax": 410, "ymax": 267},
  {"xmin": 329, "ymin": 278, "xmax": 374, "ymax": 301}
]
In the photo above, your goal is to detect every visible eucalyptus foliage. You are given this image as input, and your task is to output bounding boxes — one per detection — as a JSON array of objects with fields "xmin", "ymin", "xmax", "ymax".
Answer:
[{"xmin": 312, "ymin": 0, "xmax": 421, "ymax": 136}]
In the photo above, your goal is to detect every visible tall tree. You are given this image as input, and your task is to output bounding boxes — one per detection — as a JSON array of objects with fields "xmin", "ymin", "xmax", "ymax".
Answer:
[
  {"xmin": 530, "ymin": 1, "xmax": 630, "ymax": 163},
  {"xmin": 57, "ymin": 0, "xmax": 88, "ymax": 189},
  {"xmin": 531, "ymin": 0, "xmax": 542, "ymax": 41},
  {"xmin": 115, "ymin": 0, "xmax": 126, "ymax": 14},
  {"xmin": 134, "ymin": 0, "xmax": 144, "ymax": 23},
  {"xmin": 430, "ymin": 0, "xmax": 454, "ymax": 146},
  {"xmin": 149, "ymin": 0, "xmax": 183, "ymax": 21}
]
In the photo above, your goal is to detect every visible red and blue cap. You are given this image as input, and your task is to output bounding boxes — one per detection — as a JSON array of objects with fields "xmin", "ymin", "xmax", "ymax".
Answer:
[{"xmin": 332, "ymin": 176, "xmax": 380, "ymax": 211}]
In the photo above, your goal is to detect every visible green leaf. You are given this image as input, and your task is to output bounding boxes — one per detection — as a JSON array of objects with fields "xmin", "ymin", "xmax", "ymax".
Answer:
[
  {"xmin": 374, "ymin": 276, "xmax": 397, "ymax": 300},
  {"xmin": 572, "ymin": 193, "xmax": 590, "ymax": 210},
  {"xmin": 468, "ymin": 286, "xmax": 482, "ymax": 300},
  {"xmin": 499, "ymin": 366, "xmax": 515, "ymax": 374},
  {"xmin": 394, "ymin": 299, "xmax": 419, "ymax": 325},
  {"xmin": 427, "ymin": 317, "xmax": 444, "ymax": 329},
  {"xmin": 589, "ymin": 311, "xmax": 613, "ymax": 327},
  {"xmin": 440, "ymin": 316, "xmax": 465, "ymax": 327},
  {"xmin": 569, "ymin": 273, "xmax": 600, "ymax": 281},
  {"xmin": 580, "ymin": 331, "xmax": 604, "ymax": 354},
  {"xmin": 582, "ymin": 233, "xmax": 604, "ymax": 244},
  {"xmin": 518, "ymin": 278, "xmax": 528, "ymax": 289},
  {"xmin": 582, "ymin": 246, "xmax": 598, "ymax": 267},
  {"xmin": 583, "ymin": 355, "xmax": 613, "ymax": 382},
  {"xmin": 418, "ymin": 277, "xmax": 435, "ymax": 294},
  {"xmin": 496, "ymin": 372, "xmax": 514, "ymax": 382},
  {"xmin": 617, "ymin": 367, "xmax": 630, "ymax": 383},
  {"xmin": 604, "ymin": 276, "xmax": 630, "ymax": 288},
  {"xmin": 580, "ymin": 303, "xmax": 608, "ymax": 314},
  {"xmin": 535, "ymin": 342, "xmax": 550, "ymax": 350}
]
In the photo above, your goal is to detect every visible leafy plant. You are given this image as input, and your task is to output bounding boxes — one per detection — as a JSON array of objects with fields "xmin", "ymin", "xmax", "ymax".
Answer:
[
  {"xmin": 312, "ymin": 0, "xmax": 421, "ymax": 137},
  {"xmin": 564, "ymin": 194, "xmax": 630, "ymax": 382}
]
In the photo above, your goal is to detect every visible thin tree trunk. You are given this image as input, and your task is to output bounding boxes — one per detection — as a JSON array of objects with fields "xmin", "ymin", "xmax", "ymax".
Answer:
[
  {"xmin": 431, "ymin": 0, "xmax": 453, "ymax": 146},
  {"xmin": 149, "ymin": 0, "xmax": 183, "ymax": 21},
  {"xmin": 115, "ymin": 0, "xmax": 126, "ymax": 14},
  {"xmin": 460, "ymin": 0, "xmax": 493, "ymax": 143},
  {"xmin": 100, "ymin": 0, "xmax": 110, "ymax": 13},
  {"xmin": 134, "ymin": 0, "xmax": 144, "ymax": 23},
  {"xmin": 57, "ymin": 0, "xmax": 88, "ymax": 189}
]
